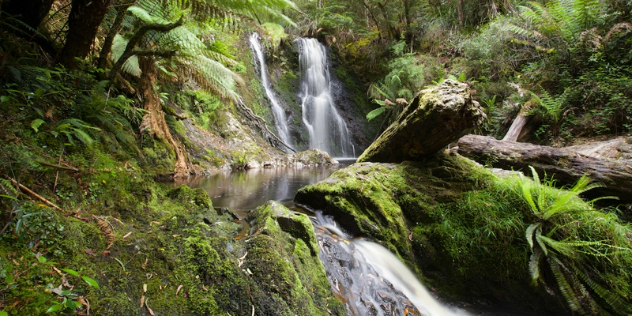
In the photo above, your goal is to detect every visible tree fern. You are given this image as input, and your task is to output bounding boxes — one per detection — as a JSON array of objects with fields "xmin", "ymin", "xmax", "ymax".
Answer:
[
  {"xmin": 508, "ymin": 0, "xmax": 608, "ymax": 53},
  {"xmin": 111, "ymin": 35, "xmax": 142, "ymax": 77}
]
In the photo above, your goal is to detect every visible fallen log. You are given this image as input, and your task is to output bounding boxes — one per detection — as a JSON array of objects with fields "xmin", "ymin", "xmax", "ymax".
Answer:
[
  {"xmin": 358, "ymin": 80, "xmax": 486, "ymax": 163},
  {"xmin": 457, "ymin": 135, "xmax": 632, "ymax": 203}
]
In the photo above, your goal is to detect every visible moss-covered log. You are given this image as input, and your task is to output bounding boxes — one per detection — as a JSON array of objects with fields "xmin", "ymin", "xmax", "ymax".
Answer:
[
  {"xmin": 457, "ymin": 134, "xmax": 632, "ymax": 203},
  {"xmin": 357, "ymin": 80, "xmax": 486, "ymax": 163}
]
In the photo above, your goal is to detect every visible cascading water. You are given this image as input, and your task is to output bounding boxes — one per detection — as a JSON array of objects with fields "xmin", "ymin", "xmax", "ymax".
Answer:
[
  {"xmin": 313, "ymin": 211, "xmax": 471, "ymax": 316},
  {"xmin": 249, "ymin": 33, "xmax": 293, "ymax": 150},
  {"xmin": 297, "ymin": 38, "xmax": 353, "ymax": 157}
]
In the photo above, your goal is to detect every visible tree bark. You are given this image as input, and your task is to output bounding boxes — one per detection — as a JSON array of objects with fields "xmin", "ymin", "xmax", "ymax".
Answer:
[
  {"xmin": 138, "ymin": 56, "xmax": 190, "ymax": 178},
  {"xmin": 97, "ymin": 1, "xmax": 133, "ymax": 73},
  {"xmin": 57, "ymin": 0, "xmax": 112, "ymax": 69},
  {"xmin": 457, "ymin": 0, "xmax": 464, "ymax": 28},
  {"xmin": 1, "ymin": 0, "xmax": 55, "ymax": 29},
  {"xmin": 502, "ymin": 113, "xmax": 529, "ymax": 141},
  {"xmin": 457, "ymin": 135, "xmax": 632, "ymax": 203}
]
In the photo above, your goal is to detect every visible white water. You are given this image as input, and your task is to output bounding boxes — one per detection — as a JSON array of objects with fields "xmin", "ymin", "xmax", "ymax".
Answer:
[
  {"xmin": 249, "ymin": 33, "xmax": 293, "ymax": 150},
  {"xmin": 297, "ymin": 38, "xmax": 353, "ymax": 157},
  {"xmin": 314, "ymin": 212, "xmax": 470, "ymax": 316}
]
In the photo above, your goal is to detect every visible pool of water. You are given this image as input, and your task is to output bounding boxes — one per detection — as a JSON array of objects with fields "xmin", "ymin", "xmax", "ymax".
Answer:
[{"xmin": 179, "ymin": 161, "xmax": 354, "ymax": 210}]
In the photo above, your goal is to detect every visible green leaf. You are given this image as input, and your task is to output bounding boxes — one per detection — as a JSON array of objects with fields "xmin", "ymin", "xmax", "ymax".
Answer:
[
  {"xmin": 1, "ymin": 96, "xmax": 9, "ymax": 103},
  {"xmin": 0, "ymin": 194, "xmax": 17, "ymax": 200},
  {"xmin": 528, "ymin": 248, "xmax": 542, "ymax": 284},
  {"xmin": 31, "ymin": 119, "xmax": 45, "ymax": 132},
  {"xmin": 37, "ymin": 256, "xmax": 47, "ymax": 263},
  {"xmin": 366, "ymin": 107, "xmax": 386, "ymax": 121},
  {"xmin": 46, "ymin": 303, "xmax": 63, "ymax": 313},
  {"xmin": 127, "ymin": 6, "xmax": 154, "ymax": 23},
  {"xmin": 0, "ymin": 311, "xmax": 8, "ymax": 316},
  {"xmin": 82, "ymin": 276, "xmax": 100, "ymax": 288},
  {"xmin": 61, "ymin": 268, "xmax": 79, "ymax": 277},
  {"xmin": 525, "ymin": 223, "xmax": 540, "ymax": 250}
]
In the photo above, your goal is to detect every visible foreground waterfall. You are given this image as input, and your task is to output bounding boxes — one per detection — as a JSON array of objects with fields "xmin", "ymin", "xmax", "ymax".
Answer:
[
  {"xmin": 313, "ymin": 212, "xmax": 470, "ymax": 316},
  {"xmin": 297, "ymin": 38, "xmax": 353, "ymax": 157},
  {"xmin": 249, "ymin": 33, "xmax": 293, "ymax": 150}
]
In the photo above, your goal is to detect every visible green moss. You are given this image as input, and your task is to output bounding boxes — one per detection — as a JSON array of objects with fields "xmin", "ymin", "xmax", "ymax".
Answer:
[{"xmin": 244, "ymin": 201, "xmax": 346, "ymax": 316}]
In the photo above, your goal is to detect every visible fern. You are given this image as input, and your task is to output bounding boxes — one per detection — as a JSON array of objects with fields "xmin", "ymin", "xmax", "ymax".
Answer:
[
  {"xmin": 519, "ymin": 166, "xmax": 632, "ymax": 314},
  {"xmin": 0, "ymin": 178, "xmax": 18, "ymax": 197}
]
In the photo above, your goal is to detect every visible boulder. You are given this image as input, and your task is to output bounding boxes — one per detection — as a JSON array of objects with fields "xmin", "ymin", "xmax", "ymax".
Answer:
[
  {"xmin": 357, "ymin": 80, "xmax": 485, "ymax": 163},
  {"xmin": 286, "ymin": 148, "xmax": 339, "ymax": 166}
]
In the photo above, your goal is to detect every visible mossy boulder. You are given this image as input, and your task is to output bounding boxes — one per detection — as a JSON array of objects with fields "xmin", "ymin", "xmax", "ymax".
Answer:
[
  {"xmin": 243, "ymin": 201, "xmax": 345, "ymax": 315},
  {"xmin": 295, "ymin": 153, "xmax": 570, "ymax": 314},
  {"xmin": 357, "ymin": 80, "xmax": 486, "ymax": 163}
]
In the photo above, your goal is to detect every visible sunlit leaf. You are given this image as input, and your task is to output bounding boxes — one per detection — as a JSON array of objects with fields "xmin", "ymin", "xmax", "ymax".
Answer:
[
  {"xmin": 61, "ymin": 268, "xmax": 79, "ymax": 277},
  {"xmin": 82, "ymin": 276, "xmax": 100, "ymax": 288}
]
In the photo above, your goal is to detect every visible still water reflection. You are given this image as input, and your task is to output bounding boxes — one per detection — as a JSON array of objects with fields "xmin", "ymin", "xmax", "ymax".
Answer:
[{"xmin": 180, "ymin": 160, "xmax": 354, "ymax": 210}]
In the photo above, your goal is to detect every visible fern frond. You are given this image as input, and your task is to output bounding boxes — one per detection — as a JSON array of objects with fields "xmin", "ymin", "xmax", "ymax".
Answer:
[
  {"xmin": 0, "ymin": 178, "xmax": 18, "ymax": 196},
  {"xmin": 526, "ymin": 223, "xmax": 541, "ymax": 250},
  {"xmin": 573, "ymin": 264, "xmax": 632, "ymax": 314},
  {"xmin": 549, "ymin": 257, "xmax": 583, "ymax": 312},
  {"xmin": 529, "ymin": 247, "xmax": 543, "ymax": 284},
  {"xmin": 177, "ymin": 54, "xmax": 238, "ymax": 98}
]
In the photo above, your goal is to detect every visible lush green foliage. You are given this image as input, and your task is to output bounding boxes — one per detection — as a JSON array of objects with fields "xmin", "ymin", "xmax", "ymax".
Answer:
[{"xmin": 519, "ymin": 167, "xmax": 631, "ymax": 314}]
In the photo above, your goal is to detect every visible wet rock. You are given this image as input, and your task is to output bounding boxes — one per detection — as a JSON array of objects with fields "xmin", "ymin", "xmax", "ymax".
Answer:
[
  {"xmin": 358, "ymin": 80, "xmax": 486, "ymax": 163},
  {"xmin": 286, "ymin": 148, "xmax": 339, "ymax": 166}
]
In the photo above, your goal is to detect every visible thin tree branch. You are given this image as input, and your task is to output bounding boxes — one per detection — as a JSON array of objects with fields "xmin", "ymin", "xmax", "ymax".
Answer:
[
  {"xmin": 8, "ymin": 178, "xmax": 65, "ymax": 213},
  {"xmin": 108, "ymin": 16, "xmax": 184, "ymax": 81}
]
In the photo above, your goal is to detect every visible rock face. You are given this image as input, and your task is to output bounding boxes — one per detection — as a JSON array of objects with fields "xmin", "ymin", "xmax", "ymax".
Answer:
[{"xmin": 357, "ymin": 80, "xmax": 486, "ymax": 163}]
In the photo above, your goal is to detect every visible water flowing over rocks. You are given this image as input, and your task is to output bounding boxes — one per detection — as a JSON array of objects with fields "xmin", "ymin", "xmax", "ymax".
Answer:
[
  {"xmin": 297, "ymin": 37, "xmax": 354, "ymax": 157},
  {"xmin": 358, "ymin": 80, "xmax": 486, "ymax": 163},
  {"xmin": 249, "ymin": 33, "xmax": 294, "ymax": 150}
]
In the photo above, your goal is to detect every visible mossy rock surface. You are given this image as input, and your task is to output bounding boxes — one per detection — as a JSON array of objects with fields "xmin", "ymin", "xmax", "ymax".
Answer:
[
  {"xmin": 357, "ymin": 80, "xmax": 486, "ymax": 163},
  {"xmin": 295, "ymin": 153, "xmax": 569, "ymax": 314}
]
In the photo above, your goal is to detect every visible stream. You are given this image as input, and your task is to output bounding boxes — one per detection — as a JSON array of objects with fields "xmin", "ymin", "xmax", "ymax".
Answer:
[{"xmin": 182, "ymin": 163, "xmax": 486, "ymax": 316}]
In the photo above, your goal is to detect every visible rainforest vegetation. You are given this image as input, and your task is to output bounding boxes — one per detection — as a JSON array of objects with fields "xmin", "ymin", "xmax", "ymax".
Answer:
[{"xmin": 0, "ymin": 0, "xmax": 631, "ymax": 314}]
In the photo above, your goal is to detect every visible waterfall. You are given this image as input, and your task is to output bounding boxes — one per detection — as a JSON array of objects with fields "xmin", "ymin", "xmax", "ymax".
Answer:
[
  {"xmin": 314, "ymin": 212, "xmax": 471, "ymax": 316},
  {"xmin": 297, "ymin": 38, "xmax": 353, "ymax": 157},
  {"xmin": 249, "ymin": 33, "xmax": 294, "ymax": 151}
]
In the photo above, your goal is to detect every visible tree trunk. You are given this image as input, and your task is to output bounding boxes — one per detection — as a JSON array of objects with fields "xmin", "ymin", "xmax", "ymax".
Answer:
[
  {"xmin": 1, "ymin": 0, "xmax": 55, "ymax": 29},
  {"xmin": 57, "ymin": 0, "xmax": 111, "ymax": 69},
  {"xmin": 377, "ymin": 1, "xmax": 399, "ymax": 39},
  {"xmin": 138, "ymin": 56, "xmax": 190, "ymax": 179},
  {"xmin": 457, "ymin": 135, "xmax": 632, "ymax": 203},
  {"xmin": 502, "ymin": 113, "xmax": 529, "ymax": 141},
  {"xmin": 97, "ymin": 1, "xmax": 132, "ymax": 73},
  {"xmin": 457, "ymin": 0, "xmax": 464, "ymax": 28}
]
